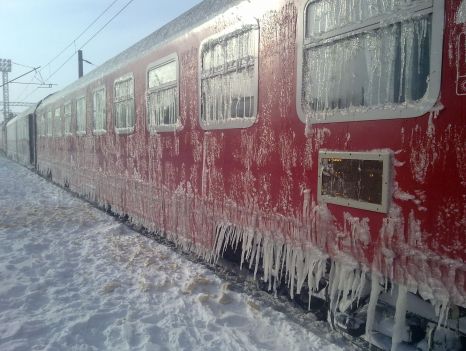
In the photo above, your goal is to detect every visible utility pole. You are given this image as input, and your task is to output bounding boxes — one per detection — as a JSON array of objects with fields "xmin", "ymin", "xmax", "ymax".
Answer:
[
  {"xmin": 0, "ymin": 59, "xmax": 11, "ymax": 122},
  {"xmin": 78, "ymin": 50, "xmax": 94, "ymax": 79},
  {"xmin": 78, "ymin": 50, "xmax": 84, "ymax": 78}
]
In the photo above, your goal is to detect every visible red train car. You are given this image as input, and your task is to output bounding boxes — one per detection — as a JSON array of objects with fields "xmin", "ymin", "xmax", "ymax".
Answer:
[{"xmin": 31, "ymin": 0, "xmax": 465, "ymax": 349}]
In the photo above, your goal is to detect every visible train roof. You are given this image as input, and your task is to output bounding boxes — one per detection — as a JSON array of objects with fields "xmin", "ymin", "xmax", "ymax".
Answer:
[{"xmin": 41, "ymin": 0, "xmax": 244, "ymax": 107}]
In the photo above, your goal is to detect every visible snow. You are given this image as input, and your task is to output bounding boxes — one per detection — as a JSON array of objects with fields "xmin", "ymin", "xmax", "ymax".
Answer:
[{"xmin": 0, "ymin": 156, "xmax": 345, "ymax": 351}]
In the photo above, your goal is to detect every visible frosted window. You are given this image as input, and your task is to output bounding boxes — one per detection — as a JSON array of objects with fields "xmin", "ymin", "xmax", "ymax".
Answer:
[
  {"xmin": 201, "ymin": 26, "xmax": 258, "ymax": 126},
  {"xmin": 302, "ymin": 0, "xmax": 434, "ymax": 115},
  {"xmin": 39, "ymin": 114, "xmax": 46, "ymax": 137},
  {"xmin": 76, "ymin": 97, "xmax": 86, "ymax": 134},
  {"xmin": 306, "ymin": 0, "xmax": 432, "ymax": 37},
  {"xmin": 114, "ymin": 76, "xmax": 134, "ymax": 131},
  {"xmin": 54, "ymin": 107, "xmax": 61, "ymax": 137},
  {"xmin": 47, "ymin": 111, "xmax": 52, "ymax": 137},
  {"xmin": 64, "ymin": 103, "xmax": 72, "ymax": 135},
  {"xmin": 147, "ymin": 59, "xmax": 178, "ymax": 130},
  {"xmin": 93, "ymin": 88, "xmax": 106, "ymax": 132}
]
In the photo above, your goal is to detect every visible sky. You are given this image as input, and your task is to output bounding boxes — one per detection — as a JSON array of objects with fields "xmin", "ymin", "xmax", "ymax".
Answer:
[{"xmin": 0, "ymin": 0, "xmax": 202, "ymax": 119}]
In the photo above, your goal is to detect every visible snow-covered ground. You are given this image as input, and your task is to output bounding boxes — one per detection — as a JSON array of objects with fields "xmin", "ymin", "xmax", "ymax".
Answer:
[{"xmin": 0, "ymin": 156, "xmax": 348, "ymax": 351}]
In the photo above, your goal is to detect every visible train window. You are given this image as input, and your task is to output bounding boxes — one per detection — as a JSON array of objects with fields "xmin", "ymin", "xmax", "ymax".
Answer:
[
  {"xmin": 39, "ymin": 114, "xmax": 46, "ymax": 137},
  {"xmin": 47, "ymin": 111, "xmax": 53, "ymax": 137},
  {"xmin": 298, "ymin": 0, "xmax": 444, "ymax": 123},
  {"xmin": 200, "ymin": 23, "xmax": 259, "ymax": 129},
  {"xmin": 114, "ymin": 74, "xmax": 134, "ymax": 134},
  {"xmin": 93, "ymin": 87, "xmax": 106, "ymax": 135},
  {"xmin": 54, "ymin": 107, "xmax": 62, "ymax": 137},
  {"xmin": 146, "ymin": 54, "xmax": 179, "ymax": 132},
  {"xmin": 76, "ymin": 96, "xmax": 86, "ymax": 135},
  {"xmin": 64, "ymin": 102, "xmax": 72, "ymax": 135}
]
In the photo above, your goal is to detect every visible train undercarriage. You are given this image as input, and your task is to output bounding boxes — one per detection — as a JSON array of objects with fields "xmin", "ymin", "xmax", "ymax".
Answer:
[{"xmin": 218, "ymin": 232, "xmax": 466, "ymax": 351}]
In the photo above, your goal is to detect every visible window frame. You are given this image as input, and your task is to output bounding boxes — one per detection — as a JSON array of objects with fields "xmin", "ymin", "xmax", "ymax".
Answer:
[
  {"xmin": 145, "ymin": 53, "xmax": 180, "ymax": 133},
  {"xmin": 64, "ymin": 101, "xmax": 72, "ymax": 136},
  {"xmin": 113, "ymin": 73, "xmax": 135, "ymax": 135},
  {"xmin": 92, "ymin": 86, "xmax": 107, "ymax": 135},
  {"xmin": 198, "ymin": 22, "xmax": 260, "ymax": 130},
  {"xmin": 296, "ymin": 0, "xmax": 445, "ymax": 124},
  {"xmin": 76, "ymin": 95, "xmax": 87, "ymax": 136},
  {"xmin": 318, "ymin": 150, "xmax": 391, "ymax": 213}
]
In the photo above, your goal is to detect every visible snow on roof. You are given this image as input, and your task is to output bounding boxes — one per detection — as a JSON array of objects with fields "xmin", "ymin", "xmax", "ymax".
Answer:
[{"xmin": 41, "ymin": 0, "xmax": 244, "ymax": 107}]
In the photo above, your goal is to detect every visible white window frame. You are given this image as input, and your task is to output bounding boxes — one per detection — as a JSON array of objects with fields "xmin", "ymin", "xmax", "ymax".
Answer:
[
  {"xmin": 296, "ymin": 0, "xmax": 444, "ymax": 124},
  {"xmin": 198, "ymin": 22, "xmax": 260, "ymax": 130},
  {"xmin": 318, "ymin": 150, "xmax": 391, "ymax": 213},
  {"xmin": 47, "ymin": 111, "xmax": 53, "ymax": 137},
  {"xmin": 76, "ymin": 96, "xmax": 87, "ymax": 136},
  {"xmin": 64, "ymin": 101, "xmax": 72, "ymax": 136},
  {"xmin": 146, "ymin": 53, "xmax": 180, "ymax": 133},
  {"xmin": 93, "ymin": 86, "xmax": 107, "ymax": 135},
  {"xmin": 113, "ymin": 73, "xmax": 135, "ymax": 135}
]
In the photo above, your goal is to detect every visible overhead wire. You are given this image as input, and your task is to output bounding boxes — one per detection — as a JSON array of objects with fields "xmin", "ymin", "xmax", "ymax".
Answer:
[
  {"xmin": 21, "ymin": 0, "xmax": 136, "ymax": 102},
  {"xmin": 44, "ymin": 0, "xmax": 137, "ymax": 82},
  {"xmin": 40, "ymin": 0, "xmax": 120, "ymax": 73}
]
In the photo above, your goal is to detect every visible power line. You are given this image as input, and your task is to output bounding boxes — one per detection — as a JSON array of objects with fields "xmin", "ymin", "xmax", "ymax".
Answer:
[
  {"xmin": 0, "ymin": 67, "xmax": 40, "ymax": 88},
  {"xmin": 40, "ymin": 0, "xmax": 120, "ymax": 73},
  {"xmin": 11, "ymin": 82, "xmax": 57, "ymax": 87},
  {"xmin": 44, "ymin": 0, "xmax": 137, "ymax": 82},
  {"xmin": 17, "ymin": 0, "xmax": 121, "ymax": 102},
  {"xmin": 12, "ymin": 61, "xmax": 36, "ymax": 69}
]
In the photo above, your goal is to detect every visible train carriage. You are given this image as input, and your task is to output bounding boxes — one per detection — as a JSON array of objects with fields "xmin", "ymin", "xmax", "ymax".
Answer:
[
  {"xmin": 5, "ymin": 107, "xmax": 35, "ymax": 166},
  {"xmin": 0, "ymin": 121, "xmax": 5, "ymax": 154},
  {"xmin": 7, "ymin": 0, "xmax": 465, "ymax": 349}
]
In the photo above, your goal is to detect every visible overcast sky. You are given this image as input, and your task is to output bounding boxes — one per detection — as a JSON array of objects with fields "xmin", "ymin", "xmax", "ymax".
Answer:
[{"xmin": 0, "ymin": 0, "xmax": 202, "ymax": 119}]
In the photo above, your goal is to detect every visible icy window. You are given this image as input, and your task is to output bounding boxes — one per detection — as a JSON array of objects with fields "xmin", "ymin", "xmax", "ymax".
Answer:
[
  {"xmin": 47, "ymin": 111, "xmax": 52, "ymax": 137},
  {"xmin": 93, "ymin": 88, "xmax": 106, "ymax": 134},
  {"xmin": 301, "ymin": 0, "xmax": 437, "ymax": 120},
  {"xmin": 39, "ymin": 114, "xmax": 46, "ymax": 137},
  {"xmin": 64, "ymin": 102, "xmax": 72, "ymax": 135},
  {"xmin": 76, "ymin": 96, "xmax": 86, "ymax": 135},
  {"xmin": 54, "ymin": 107, "xmax": 62, "ymax": 137},
  {"xmin": 146, "ymin": 56, "xmax": 178, "ymax": 132},
  {"xmin": 200, "ymin": 25, "xmax": 259, "ymax": 129},
  {"xmin": 114, "ymin": 75, "xmax": 134, "ymax": 133}
]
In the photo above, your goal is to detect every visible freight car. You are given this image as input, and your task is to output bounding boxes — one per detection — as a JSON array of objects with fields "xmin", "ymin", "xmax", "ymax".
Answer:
[{"xmin": 3, "ymin": 1, "xmax": 465, "ymax": 350}]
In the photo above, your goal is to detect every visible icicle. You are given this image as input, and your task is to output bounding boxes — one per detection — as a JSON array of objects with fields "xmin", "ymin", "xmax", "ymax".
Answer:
[
  {"xmin": 365, "ymin": 272, "xmax": 382, "ymax": 342},
  {"xmin": 391, "ymin": 285, "xmax": 408, "ymax": 351}
]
